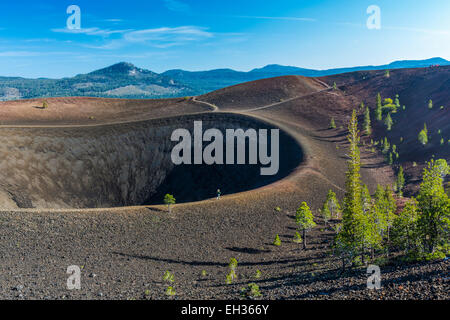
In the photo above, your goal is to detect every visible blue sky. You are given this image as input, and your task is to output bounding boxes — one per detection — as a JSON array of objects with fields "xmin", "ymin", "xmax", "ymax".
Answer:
[{"xmin": 0, "ymin": 0, "xmax": 449, "ymax": 78}]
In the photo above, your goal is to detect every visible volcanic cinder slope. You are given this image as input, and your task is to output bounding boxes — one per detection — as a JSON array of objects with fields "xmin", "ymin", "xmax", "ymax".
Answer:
[{"xmin": 0, "ymin": 68, "xmax": 447, "ymax": 300}]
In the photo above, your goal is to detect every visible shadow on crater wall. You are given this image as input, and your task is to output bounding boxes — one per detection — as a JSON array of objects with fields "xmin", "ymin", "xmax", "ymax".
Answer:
[
  {"xmin": 0, "ymin": 112, "xmax": 303, "ymax": 209},
  {"xmin": 146, "ymin": 128, "xmax": 303, "ymax": 204}
]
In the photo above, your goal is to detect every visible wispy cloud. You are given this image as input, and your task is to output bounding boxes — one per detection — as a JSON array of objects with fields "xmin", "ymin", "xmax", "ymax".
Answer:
[
  {"xmin": 123, "ymin": 26, "xmax": 213, "ymax": 47},
  {"xmin": 51, "ymin": 27, "xmax": 131, "ymax": 36},
  {"xmin": 164, "ymin": 0, "xmax": 190, "ymax": 13},
  {"xmin": 75, "ymin": 26, "xmax": 215, "ymax": 50},
  {"xmin": 230, "ymin": 15, "xmax": 316, "ymax": 22}
]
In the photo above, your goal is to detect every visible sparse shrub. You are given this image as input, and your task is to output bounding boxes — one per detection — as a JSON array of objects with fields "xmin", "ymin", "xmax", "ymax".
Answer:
[
  {"xmin": 273, "ymin": 234, "xmax": 281, "ymax": 246},
  {"xmin": 226, "ymin": 258, "xmax": 238, "ymax": 284},
  {"xmin": 201, "ymin": 270, "xmax": 207, "ymax": 277},
  {"xmin": 164, "ymin": 194, "xmax": 176, "ymax": 213},
  {"xmin": 329, "ymin": 117, "xmax": 336, "ymax": 129},
  {"xmin": 163, "ymin": 271, "xmax": 175, "ymax": 283},
  {"xmin": 42, "ymin": 100, "xmax": 48, "ymax": 109},
  {"xmin": 240, "ymin": 283, "xmax": 262, "ymax": 299},
  {"xmin": 255, "ymin": 270, "xmax": 262, "ymax": 279},
  {"xmin": 274, "ymin": 206, "xmax": 281, "ymax": 213},
  {"xmin": 293, "ymin": 231, "xmax": 303, "ymax": 244},
  {"xmin": 165, "ymin": 286, "xmax": 176, "ymax": 296}
]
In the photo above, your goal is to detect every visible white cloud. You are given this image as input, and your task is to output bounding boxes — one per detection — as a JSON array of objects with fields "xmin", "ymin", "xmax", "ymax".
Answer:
[
  {"xmin": 123, "ymin": 26, "xmax": 213, "ymax": 45},
  {"xmin": 51, "ymin": 25, "xmax": 222, "ymax": 50},
  {"xmin": 51, "ymin": 27, "xmax": 131, "ymax": 36}
]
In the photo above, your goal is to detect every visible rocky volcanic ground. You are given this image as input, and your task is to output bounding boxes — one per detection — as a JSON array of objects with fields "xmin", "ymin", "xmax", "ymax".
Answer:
[{"xmin": 0, "ymin": 70, "xmax": 448, "ymax": 300}]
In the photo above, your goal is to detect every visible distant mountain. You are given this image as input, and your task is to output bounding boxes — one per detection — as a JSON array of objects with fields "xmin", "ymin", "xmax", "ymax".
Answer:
[
  {"xmin": 162, "ymin": 57, "xmax": 450, "ymax": 93},
  {"xmin": 1, "ymin": 58, "xmax": 448, "ymax": 101},
  {"xmin": 0, "ymin": 62, "xmax": 195, "ymax": 101}
]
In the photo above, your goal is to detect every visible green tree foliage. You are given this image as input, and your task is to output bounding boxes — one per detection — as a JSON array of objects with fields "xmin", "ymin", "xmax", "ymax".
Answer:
[
  {"xmin": 226, "ymin": 258, "xmax": 238, "ymax": 284},
  {"xmin": 321, "ymin": 202, "xmax": 331, "ymax": 225},
  {"xmin": 329, "ymin": 117, "xmax": 336, "ymax": 129},
  {"xmin": 296, "ymin": 202, "xmax": 316, "ymax": 249},
  {"xmin": 418, "ymin": 129, "xmax": 428, "ymax": 146},
  {"xmin": 333, "ymin": 82, "xmax": 337, "ymax": 90},
  {"xmin": 273, "ymin": 234, "xmax": 281, "ymax": 246},
  {"xmin": 428, "ymin": 99, "xmax": 433, "ymax": 109},
  {"xmin": 42, "ymin": 100, "xmax": 48, "ymax": 109},
  {"xmin": 416, "ymin": 159, "xmax": 450, "ymax": 254},
  {"xmin": 164, "ymin": 194, "xmax": 176, "ymax": 213},
  {"xmin": 392, "ymin": 199, "xmax": 420, "ymax": 255},
  {"xmin": 394, "ymin": 94, "xmax": 401, "ymax": 110},
  {"xmin": 396, "ymin": 166, "xmax": 405, "ymax": 196},
  {"xmin": 382, "ymin": 137, "xmax": 390, "ymax": 154},
  {"xmin": 293, "ymin": 231, "xmax": 303, "ymax": 244},
  {"xmin": 335, "ymin": 110, "xmax": 364, "ymax": 260},
  {"xmin": 363, "ymin": 106, "xmax": 372, "ymax": 135},
  {"xmin": 323, "ymin": 190, "xmax": 341, "ymax": 219},
  {"xmin": 384, "ymin": 113, "xmax": 393, "ymax": 131},
  {"xmin": 373, "ymin": 185, "xmax": 396, "ymax": 256},
  {"xmin": 375, "ymin": 93, "xmax": 383, "ymax": 121}
]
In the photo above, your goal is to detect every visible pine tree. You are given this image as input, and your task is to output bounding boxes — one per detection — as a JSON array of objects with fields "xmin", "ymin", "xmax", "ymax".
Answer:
[
  {"xmin": 418, "ymin": 129, "xmax": 428, "ymax": 146},
  {"xmin": 384, "ymin": 113, "xmax": 393, "ymax": 131},
  {"xmin": 321, "ymin": 202, "xmax": 331, "ymax": 225},
  {"xmin": 323, "ymin": 190, "xmax": 341, "ymax": 219},
  {"xmin": 375, "ymin": 93, "xmax": 382, "ymax": 121},
  {"xmin": 361, "ymin": 185, "xmax": 372, "ymax": 216},
  {"xmin": 382, "ymin": 137, "xmax": 390, "ymax": 154},
  {"xmin": 164, "ymin": 194, "xmax": 176, "ymax": 213},
  {"xmin": 392, "ymin": 198, "xmax": 420, "ymax": 255},
  {"xmin": 383, "ymin": 186, "xmax": 397, "ymax": 256},
  {"xmin": 394, "ymin": 94, "xmax": 400, "ymax": 111},
  {"xmin": 363, "ymin": 106, "xmax": 372, "ymax": 135},
  {"xmin": 396, "ymin": 166, "xmax": 405, "ymax": 196},
  {"xmin": 335, "ymin": 110, "xmax": 364, "ymax": 261},
  {"xmin": 416, "ymin": 159, "xmax": 450, "ymax": 254},
  {"xmin": 388, "ymin": 152, "xmax": 393, "ymax": 165},
  {"xmin": 329, "ymin": 117, "xmax": 336, "ymax": 129},
  {"xmin": 296, "ymin": 202, "xmax": 316, "ymax": 249}
]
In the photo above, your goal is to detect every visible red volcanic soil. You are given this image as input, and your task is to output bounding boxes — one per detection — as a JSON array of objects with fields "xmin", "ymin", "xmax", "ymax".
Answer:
[
  {"xmin": 199, "ymin": 75, "xmax": 328, "ymax": 110},
  {"xmin": 0, "ymin": 96, "xmax": 211, "ymax": 126},
  {"xmin": 321, "ymin": 66, "xmax": 450, "ymax": 194}
]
